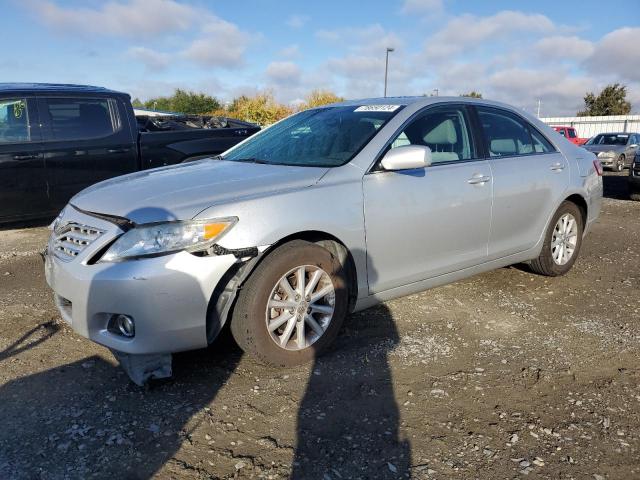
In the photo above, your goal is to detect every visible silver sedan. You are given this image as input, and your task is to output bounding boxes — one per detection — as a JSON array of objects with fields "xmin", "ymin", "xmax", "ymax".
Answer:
[{"xmin": 44, "ymin": 97, "xmax": 603, "ymax": 383}]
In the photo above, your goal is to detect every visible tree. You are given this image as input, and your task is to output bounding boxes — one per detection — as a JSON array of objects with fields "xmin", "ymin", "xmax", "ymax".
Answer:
[
  {"xmin": 460, "ymin": 91, "xmax": 482, "ymax": 98},
  {"xmin": 222, "ymin": 92, "xmax": 293, "ymax": 125},
  {"xmin": 578, "ymin": 83, "xmax": 631, "ymax": 116},
  {"xmin": 299, "ymin": 90, "xmax": 344, "ymax": 110},
  {"xmin": 131, "ymin": 97, "xmax": 144, "ymax": 108},
  {"xmin": 143, "ymin": 89, "xmax": 221, "ymax": 114}
]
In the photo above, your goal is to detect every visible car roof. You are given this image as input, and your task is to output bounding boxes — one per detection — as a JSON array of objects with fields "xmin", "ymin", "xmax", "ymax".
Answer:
[
  {"xmin": 0, "ymin": 83, "xmax": 129, "ymax": 97},
  {"xmin": 327, "ymin": 95, "xmax": 526, "ymax": 111}
]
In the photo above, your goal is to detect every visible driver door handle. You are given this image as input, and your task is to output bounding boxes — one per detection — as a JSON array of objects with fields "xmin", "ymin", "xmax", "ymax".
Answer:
[
  {"xmin": 550, "ymin": 162, "xmax": 565, "ymax": 172},
  {"xmin": 467, "ymin": 174, "xmax": 491, "ymax": 185}
]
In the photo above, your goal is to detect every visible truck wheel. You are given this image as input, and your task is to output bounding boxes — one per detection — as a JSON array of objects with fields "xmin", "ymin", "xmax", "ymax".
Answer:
[
  {"xmin": 230, "ymin": 240, "xmax": 348, "ymax": 366},
  {"xmin": 529, "ymin": 201, "xmax": 583, "ymax": 277},
  {"xmin": 616, "ymin": 155, "xmax": 625, "ymax": 172}
]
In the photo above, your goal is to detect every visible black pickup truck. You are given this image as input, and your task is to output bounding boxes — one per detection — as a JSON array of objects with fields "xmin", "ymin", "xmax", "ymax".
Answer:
[{"xmin": 0, "ymin": 83, "xmax": 259, "ymax": 224}]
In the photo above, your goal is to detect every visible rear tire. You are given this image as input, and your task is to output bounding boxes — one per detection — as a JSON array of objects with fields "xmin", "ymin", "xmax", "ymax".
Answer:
[
  {"xmin": 529, "ymin": 201, "xmax": 584, "ymax": 277},
  {"xmin": 230, "ymin": 240, "xmax": 348, "ymax": 366}
]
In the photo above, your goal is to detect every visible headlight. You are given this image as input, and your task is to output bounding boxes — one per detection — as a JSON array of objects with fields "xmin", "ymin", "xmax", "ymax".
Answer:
[
  {"xmin": 598, "ymin": 151, "xmax": 615, "ymax": 158},
  {"xmin": 99, "ymin": 217, "xmax": 237, "ymax": 262}
]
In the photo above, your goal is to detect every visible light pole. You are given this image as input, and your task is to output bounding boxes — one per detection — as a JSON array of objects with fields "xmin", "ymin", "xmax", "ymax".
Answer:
[{"xmin": 384, "ymin": 47, "xmax": 394, "ymax": 98}]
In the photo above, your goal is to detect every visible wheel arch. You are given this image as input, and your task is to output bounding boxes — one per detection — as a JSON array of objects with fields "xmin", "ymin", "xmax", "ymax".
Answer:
[
  {"xmin": 564, "ymin": 193, "xmax": 588, "ymax": 229},
  {"xmin": 206, "ymin": 229, "xmax": 359, "ymax": 345}
]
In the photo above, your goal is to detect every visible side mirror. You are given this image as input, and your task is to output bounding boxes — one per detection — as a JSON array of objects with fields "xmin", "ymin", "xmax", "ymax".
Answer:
[{"xmin": 381, "ymin": 145, "xmax": 432, "ymax": 171}]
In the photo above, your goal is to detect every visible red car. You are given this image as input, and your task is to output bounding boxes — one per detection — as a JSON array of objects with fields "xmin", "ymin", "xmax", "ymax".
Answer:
[{"xmin": 553, "ymin": 126, "xmax": 587, "ymax": 145}]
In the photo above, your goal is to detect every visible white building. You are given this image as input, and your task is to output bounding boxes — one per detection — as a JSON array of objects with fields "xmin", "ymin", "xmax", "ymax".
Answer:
[{"xmin": 540, "ymin": 115, "xmax": 640, "ymax": 138}]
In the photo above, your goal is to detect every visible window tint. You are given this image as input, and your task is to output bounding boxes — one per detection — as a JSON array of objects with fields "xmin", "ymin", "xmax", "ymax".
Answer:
[
  {"xmin": 0, "ymin": 98, "xmax": 30, "ymax": 143},
  {"xmin": 568, "ymin": 128, "xmax": 577, "ymax": 138},
  {"xmin": 390, "ymin": 105, "xmax": 475, "ymax": 163},
  {"xmin": 43, "ymin": 98, "xmax": 118, "ymax": 141}
]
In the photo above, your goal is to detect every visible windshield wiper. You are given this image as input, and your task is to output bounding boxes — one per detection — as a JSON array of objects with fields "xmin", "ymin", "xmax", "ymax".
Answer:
[{"xmin": 230, "ymin": 157, "xmax": 270, "ymax": 164}]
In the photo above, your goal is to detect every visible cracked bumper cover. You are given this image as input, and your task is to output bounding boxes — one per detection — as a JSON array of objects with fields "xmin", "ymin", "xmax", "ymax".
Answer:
[{"xmin": 45, "ymin": 241, "xmax": 241, "ymax": 356}]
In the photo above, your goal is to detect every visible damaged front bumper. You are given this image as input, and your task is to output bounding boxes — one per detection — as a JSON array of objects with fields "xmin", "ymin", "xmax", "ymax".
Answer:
[{"xmin": 43, "ymin": 207, "xmax": 262, "ymax": 384}]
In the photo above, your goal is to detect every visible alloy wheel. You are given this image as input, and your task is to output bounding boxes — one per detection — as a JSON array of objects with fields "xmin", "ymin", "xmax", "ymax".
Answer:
[
  {"xmin": 551, "ymin": 213, "xmax": 578, "ymax": 265},
  {"xmin": 265, "ymin": 265, "xmax": 335, "ymax": 351}
]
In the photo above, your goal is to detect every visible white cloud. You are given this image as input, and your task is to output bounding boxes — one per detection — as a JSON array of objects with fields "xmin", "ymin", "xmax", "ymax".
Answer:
[
  {"xmin": 423, "ymin": 11, "xmax": 556, "ymax": 60},
  {"xmin": 400, "ymin": 0, "xmax": 443, "ymax": 15},
  {"xmin": 265, "ymin": 61, "xmax": 302, "ymax": 85},
  {"xmin": 286, "ymin": 14, "xmax": 310, "ymax": 29},
  {"xmin": 534, "ymin": 35, "xmax": 594, "ymax": 61},
  {"xmin": 585, "ymin": 27, "xmax": 640, "ymax": 83},
  {"xmin": 27, "ymin": 0, "xmax": 199, "ymax": 38},
  {"xmin": 279, "ymin": 44, "xmax": 301, "ymax": 59},
  {"xmin": 486, "ymin": 67, "xmax": 595, "ymax": 115},
  {"xmin": 316, "ymin": 24, "xmax": 402, "ymax": 56},
  {"xmin": 181, "ymin": 18, "xmax": 252, "ymax": 68},
  {"xmin": 127, "ymin": 47, "xmax": 170, "ymax": 71}
]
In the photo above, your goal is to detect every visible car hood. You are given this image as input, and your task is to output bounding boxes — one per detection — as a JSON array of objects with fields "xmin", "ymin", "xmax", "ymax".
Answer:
[
  {"xmin": 583, "ymin": 144, "xmax": 625, "ymax": 153},
  {"xmin": 71, "ymin": 160, "xmax": 329, "ymax": 224}
]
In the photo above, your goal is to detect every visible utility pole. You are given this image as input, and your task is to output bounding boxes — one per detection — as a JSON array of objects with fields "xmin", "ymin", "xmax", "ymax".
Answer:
[
  {"xmin": 384, "ymin": 47, "xmax": 394, "ymax": 97},
  {"xmin": 537, "ymin": 99, "xmax": 541, "ymax": 117},
  {"xmin": 433, "ymin": 88, "xmax": 439, "ymax": 97}
]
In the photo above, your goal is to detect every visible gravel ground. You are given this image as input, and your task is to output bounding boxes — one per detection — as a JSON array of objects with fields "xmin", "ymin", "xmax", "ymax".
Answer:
[{"xmin": 0, "ymin": 172, "xmax": 638, "ymax": 480}]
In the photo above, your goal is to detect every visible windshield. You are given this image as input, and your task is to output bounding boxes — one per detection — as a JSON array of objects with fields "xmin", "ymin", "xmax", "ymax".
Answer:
[
  {"xmin": 587, "ymin": 134, "xmax": 628, "ymax": 146},
  {"xmin": 223, "ymin": 105, "xmax": 403, "ymax": 167}
]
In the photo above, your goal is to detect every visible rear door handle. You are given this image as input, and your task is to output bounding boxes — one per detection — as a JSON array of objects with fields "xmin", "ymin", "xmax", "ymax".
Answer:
[
  {"xmin": 13, "ymin": 154, "xmax": 38, "ymax": 160},
  {"xmin": 107, "ymin": 148, "xmax": 130, "ymax": 154},
  {"xmin": 550, "ymin": 162, "xmax": 565, "ymax": 171},
  {"xmin": 467, "ymin": 174, "xmax": 491, "ymax": 185}
]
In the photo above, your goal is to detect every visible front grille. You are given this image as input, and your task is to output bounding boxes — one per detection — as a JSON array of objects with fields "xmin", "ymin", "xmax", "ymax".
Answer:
[{"xmin": 52, "ymin": 222, "xmax": 104, "ymax": 261}]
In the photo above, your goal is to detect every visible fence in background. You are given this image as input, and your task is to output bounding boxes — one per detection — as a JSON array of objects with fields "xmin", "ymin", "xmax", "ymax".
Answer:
[{"xmin": 540, "ymin": 115, "xmax": 640, "ymax": 138}]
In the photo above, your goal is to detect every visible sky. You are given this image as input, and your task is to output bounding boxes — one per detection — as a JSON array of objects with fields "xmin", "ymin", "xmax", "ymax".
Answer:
[{"xmin": 2, "ymin": 0, "xmax": 639, "ymax": 116}]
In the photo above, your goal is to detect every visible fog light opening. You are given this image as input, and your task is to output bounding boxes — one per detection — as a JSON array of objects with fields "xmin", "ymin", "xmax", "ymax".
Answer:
[{"xmin": 114, "ymin": 314, "xmax": 135, "ymax": 337}]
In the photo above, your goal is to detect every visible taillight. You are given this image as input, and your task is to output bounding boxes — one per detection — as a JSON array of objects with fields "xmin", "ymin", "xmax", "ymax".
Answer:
[{"xmin": 593, "ymin": 159, "xmax": 603, "ymax": 176}]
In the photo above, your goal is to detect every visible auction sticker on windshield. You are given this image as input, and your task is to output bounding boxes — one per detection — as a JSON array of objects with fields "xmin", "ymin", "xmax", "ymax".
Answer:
[{"xmin": 354, "ymin": 105, "xmax": 401, "ymax": 112}]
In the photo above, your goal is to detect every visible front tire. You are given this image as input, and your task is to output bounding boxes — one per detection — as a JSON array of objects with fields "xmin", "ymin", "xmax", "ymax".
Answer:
[
  {"xmin": 230, "ymin": 240, "xmax": 348, "ymax": 366},
  {"xmin": 529, "ymin": 201, "xmax": 584, "ymax": 276}
]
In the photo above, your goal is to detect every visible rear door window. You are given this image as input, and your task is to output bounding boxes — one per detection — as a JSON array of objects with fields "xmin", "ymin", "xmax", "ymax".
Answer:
[
  {"xmin": 41, "ymin": 97, "xmax": 120, "ymax": 141},
  {"xmin": 477, "ymin": 107, "xmax": 555, "ymax": 157},
  {"xmin": 568, "ymin": 128, "xmax": 577, "ymax": 138},
  {"xmin": 0, "ymin": 98, "xmax": 31, "ymax": 143},
  {"xmin": 477, "ymin": 107, "xmax": 533, "ymax": 156}
]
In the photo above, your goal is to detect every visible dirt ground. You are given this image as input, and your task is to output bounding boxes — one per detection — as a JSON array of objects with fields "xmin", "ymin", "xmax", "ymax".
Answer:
[{"xmin": 0, "ymin": 172, "xmax": 638, "ymax": 480}]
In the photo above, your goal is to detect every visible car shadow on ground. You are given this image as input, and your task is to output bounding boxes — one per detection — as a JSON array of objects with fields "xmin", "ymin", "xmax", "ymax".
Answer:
[
  {"xmin": 0, "ymin": 308, "xmax": 409, "ymax": 479},
  {"xmin": 602, "ymin": 171, "xmax": 631, "ymax": 200}
]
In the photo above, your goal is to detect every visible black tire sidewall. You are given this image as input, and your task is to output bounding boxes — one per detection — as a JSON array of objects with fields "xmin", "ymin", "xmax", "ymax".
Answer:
[
  {"xmin": 231, "ymin": 241, "xmax": 348, "ymax": 366},
  {"xmin": 540, "ymin": 202, "xmax": 584, "ymax": 276}
]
